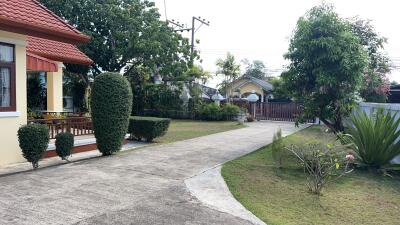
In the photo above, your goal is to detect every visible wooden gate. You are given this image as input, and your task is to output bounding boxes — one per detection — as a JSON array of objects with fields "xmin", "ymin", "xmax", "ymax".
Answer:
[{"xmin": 248, "ymin": 102, "xmax": 313, "ymax": 122}]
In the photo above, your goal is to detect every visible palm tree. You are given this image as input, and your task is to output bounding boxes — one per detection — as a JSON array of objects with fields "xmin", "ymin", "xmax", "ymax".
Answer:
[
  {"xmin": 216, "ymin": 52, "xmax": 241, "ymax": 99},
  {"xmin": 216, "ymin": 52, "xmax": 241, "ymax": 83}
]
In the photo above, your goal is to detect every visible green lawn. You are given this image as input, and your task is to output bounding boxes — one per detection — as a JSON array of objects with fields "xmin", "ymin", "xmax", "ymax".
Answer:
[
  {"xmin": 222, "ymin": 126, "xmax": 400, "ymax": 225},
  {"xmin": 154, "ymin": 120, "xmax": 245, "ymax": 143}
]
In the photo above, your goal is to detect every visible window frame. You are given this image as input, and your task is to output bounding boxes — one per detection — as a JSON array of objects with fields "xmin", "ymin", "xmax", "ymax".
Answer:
[{"xmin": 0, "ymin": 42, "xmax": 16, "ymax": 112}]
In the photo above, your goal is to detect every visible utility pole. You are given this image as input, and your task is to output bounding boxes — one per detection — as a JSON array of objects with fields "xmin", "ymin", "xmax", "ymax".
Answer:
[
  {"xmin": 190, "ymin": 16, "xmax": 210, "ymax": 61},
  {"xmin": 167, "ymin": 16, "xmax": 210, "ymax": 62}
]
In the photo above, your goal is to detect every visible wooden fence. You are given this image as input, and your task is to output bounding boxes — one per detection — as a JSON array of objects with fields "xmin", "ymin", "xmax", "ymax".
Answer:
[
  {"xmin": 248, "ymin": 102, "xmax": 314, "ymax": 123},
  {"xmin": 28, "ymin": 117, "xmax": 93, "ymax": 139}
]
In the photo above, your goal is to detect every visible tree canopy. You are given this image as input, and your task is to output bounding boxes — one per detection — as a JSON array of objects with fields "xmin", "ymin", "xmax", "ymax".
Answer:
[
  {"xmin": 184, "ymin": 65, "xmax": 211, "ymax": 84},
  {"xmin": 242, "ymin": 59, "xmax": 267, "ymax": 79},
  {"xmin": 351, "ymin": 18, "xmax": 390, "ymax": 102},
  {"xmin": 283, "ymin": 4, "xmax": 367, "ymax": 131},
  {"xmin": 40, "ymin": 0, "xmax": 194, "ymax": 81},
  {"xmin": 269, "ymin": 76, "xmax": 290, "ymax": 101}
]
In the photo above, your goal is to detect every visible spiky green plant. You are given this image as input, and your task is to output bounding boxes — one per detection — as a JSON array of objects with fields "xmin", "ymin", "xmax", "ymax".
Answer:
[
  {"xmin": 346, "ymin": 109, "xmax": 400, "ymax": 168},
  {"xmin": 272, "ymin": 129, "xmax": 284, "ymax": 168}
]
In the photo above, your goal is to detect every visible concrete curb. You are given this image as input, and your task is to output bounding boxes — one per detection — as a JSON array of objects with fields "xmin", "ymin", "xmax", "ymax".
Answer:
[
  {"xmin": 0, "ymin": 140, "xmax": 148, "ymax": 177},
  {"xmin": 185, "ymin": 166, "xmax": 266, "ymax": 225}
]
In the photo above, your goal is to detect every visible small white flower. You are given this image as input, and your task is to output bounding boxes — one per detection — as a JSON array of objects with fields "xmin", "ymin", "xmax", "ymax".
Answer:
[{"xmin": 345, "ymin": 154, "xmax": 355, "ymax": 161}]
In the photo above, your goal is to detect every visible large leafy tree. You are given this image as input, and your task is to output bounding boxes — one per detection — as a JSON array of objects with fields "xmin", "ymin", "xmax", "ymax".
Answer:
[
  {"xmin": 242, "ymin": 59, "xmax": 267, "ymax": 79},
  {"xmin": 40, "ymin": 0, "xmax": 193, "ymax": 81},
  {"xmin": 269, "ymin": 76, "xmax": 290, "ymax": 101},
  {"xmin": 351, "ymin": 18, "xmax": 390, "ymax": 102},
  {"xmin": 283, "ymin": 4, "xmax": 367, "ymax": 131},
  {"xmin": 184, "ymin": 65, "xmax": 211, "ymax": 84}
]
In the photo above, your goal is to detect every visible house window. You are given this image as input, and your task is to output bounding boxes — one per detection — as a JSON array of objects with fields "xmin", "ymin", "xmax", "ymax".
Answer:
[{"xmin": 0, "ymin": 43, "xmax": 15, "ymax": 112}]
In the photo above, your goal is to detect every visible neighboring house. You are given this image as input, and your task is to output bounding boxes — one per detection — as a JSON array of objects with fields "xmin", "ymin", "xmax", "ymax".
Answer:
[
  {"xmin": 225, "ymin": 75, "xmax": 273, "ymax": 102},
  {"xmin": 195, "ymin": 83, "xmax": 218, "ymax": 101},
  {"xmin": 388, "ymin": 85, "xmax": 400, "ymax": 103},
  {"xmin": 0, "ymin": 0, "xmax": 92, "ymax": 166},
  {"xmin": 153, "ymin": 72, "xmax": 217, "ymax": 103}
]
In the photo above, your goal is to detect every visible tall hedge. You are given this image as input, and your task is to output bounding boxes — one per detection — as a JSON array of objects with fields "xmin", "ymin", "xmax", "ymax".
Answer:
[{"xmin": 91, "ymin": 72, "xmax": 133, "ymax": 155}]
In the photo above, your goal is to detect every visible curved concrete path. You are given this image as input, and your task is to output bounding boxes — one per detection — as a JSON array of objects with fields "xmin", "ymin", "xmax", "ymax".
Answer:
[
  {"xmin": 0, "ymin": 121, "xmax": 307, "ymax": 225},
  {"xmin": 185, "ymin": 166, "xmax": 266, "ymax": 225}
]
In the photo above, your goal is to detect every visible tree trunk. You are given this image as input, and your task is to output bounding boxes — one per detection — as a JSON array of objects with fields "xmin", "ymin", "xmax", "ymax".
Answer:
[
  {"xmin": 320, "ymin": 116, "xmax": 344, "ymax": 134},
  {"xmin": 333, "ymin": 115, "xmax": 344, "ymax": 132},
  {"xmin": 319, "ymin": 117, "xmax": 336, "ymax": 133}
]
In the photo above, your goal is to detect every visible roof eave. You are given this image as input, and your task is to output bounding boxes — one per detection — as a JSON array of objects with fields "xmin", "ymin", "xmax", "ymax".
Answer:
[
  {"xmin": 0, "ymin": 17, "xmax": 90, "ymax": 44},
  {"xmin": 27, "ymin": 50, "xmax": 93, "ymax": 66}
]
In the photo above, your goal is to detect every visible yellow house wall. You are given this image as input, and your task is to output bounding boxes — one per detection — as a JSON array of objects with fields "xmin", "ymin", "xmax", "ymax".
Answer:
[
  {"xmin": 225, "ymin": 79, "xmax": 242, "ymax": 98},
  {"xmin": 239, "ymin": 83, "xmax": 263, "ymax": 96},
  {"xmin": 0, "ymin": 31, "xmax": 27, "ymax": 166},
  {"xmin": 47, "ymin": 63, "xmax": 64, "ymax": 112},
  {"xmin": 226, "ymin": 80, "xmax": 264, "ymax": 98}
]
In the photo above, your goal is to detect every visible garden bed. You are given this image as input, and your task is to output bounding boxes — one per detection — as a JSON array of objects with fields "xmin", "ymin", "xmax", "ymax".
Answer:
[{"xmin": 222, "ymin": 126, "xmax": 400, "ymax": 225}]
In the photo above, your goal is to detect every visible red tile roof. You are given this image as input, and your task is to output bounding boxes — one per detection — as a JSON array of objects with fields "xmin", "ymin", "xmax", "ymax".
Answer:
[
  {"xmin": 0, "ymin": 0, "xmax": 90, "ymax": 44},
  {"xmin": 27, "ymin": 36, "xmax": 93, "ymax": 65}
]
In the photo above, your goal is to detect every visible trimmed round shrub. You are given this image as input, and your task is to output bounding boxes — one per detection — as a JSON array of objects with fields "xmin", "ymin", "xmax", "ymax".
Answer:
[
  {"xmin": 17, "ymin": 124, "xmax": 49, "ymax": 169},
  {"xmin": 91, "ymin": 72, "xmax": 133, "ymax": 156},
  {"xmin": 199, "ymin": 103, "xmax": 222, "ymax": 120},
  {"xmin": 128, "ymin": 116, "xmax": 170, "ymax": 142},
  {"xmin": 55, "ymin": 132, "xmax": 74, "ymax": 160},
  {"xmin": 221, "ymin": 103, "xmax": 241, "ymax": 120},
  {"xmin": 198, "ymin": 103, "xmax": 241, "ymax": 121}
]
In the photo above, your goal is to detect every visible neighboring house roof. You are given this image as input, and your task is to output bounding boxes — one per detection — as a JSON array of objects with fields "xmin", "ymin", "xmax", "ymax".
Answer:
[
  {"xmin": 0, "ymin": 0, "xmax": 90, "ymax": 44},
  {"xmin": 27, "ymin": 36, "xmax": 93, "ymax": 65},
  {"xmin": 228, "ymin": 75, "xmax": 273, "ymax": 92},
  {"xmin": 195, "ymin": 83, "xmax": 217, "ymax": 98},
  {"xmin": 245, "ymin": 76, "xmax": 273, "ymax": 91}
]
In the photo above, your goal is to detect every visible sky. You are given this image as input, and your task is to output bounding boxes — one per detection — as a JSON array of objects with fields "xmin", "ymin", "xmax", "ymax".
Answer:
[{"xmin": 154, "ymin": 0, "xmax": 400, "ymax": 88}]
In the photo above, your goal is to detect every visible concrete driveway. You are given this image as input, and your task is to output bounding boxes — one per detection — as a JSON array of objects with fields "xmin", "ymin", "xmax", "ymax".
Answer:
[{"xmin": 0, "ymin": 121, "xmax": 306, "ymax": 225}]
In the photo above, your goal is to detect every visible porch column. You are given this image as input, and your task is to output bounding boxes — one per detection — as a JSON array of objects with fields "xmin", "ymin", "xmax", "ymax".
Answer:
[
  {"xmin": 47, "ymin": 63, "xmax": 63, "ymax": 112},
  {"xmin": 261, "ymin": 94, "xmax": 264, "ymax": 102}
]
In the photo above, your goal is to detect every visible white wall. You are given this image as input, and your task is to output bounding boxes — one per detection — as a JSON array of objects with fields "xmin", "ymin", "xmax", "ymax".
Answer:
[
  {"xmin": 358, "ymin": 102, "xmax": 400, "ymax": 125},
  {"xmin": 359, "ymin": 102, "xmax": 400, "ymax": 116}
]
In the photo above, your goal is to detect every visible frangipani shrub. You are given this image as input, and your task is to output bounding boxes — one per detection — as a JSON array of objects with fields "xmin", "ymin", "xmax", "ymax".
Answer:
[{"xmin": 287, "ymin": 143, "xmax": 353, "ymax": 195}]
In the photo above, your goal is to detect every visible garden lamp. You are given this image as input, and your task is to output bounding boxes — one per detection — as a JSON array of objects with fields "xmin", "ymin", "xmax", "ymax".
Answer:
[
  {"xmin": 211, "ymin": 91, "xmax": 224, "ymax": 106},
  {"xmin": 247, "ymin": 90, "xmax": 259, "ymax": 118}
]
